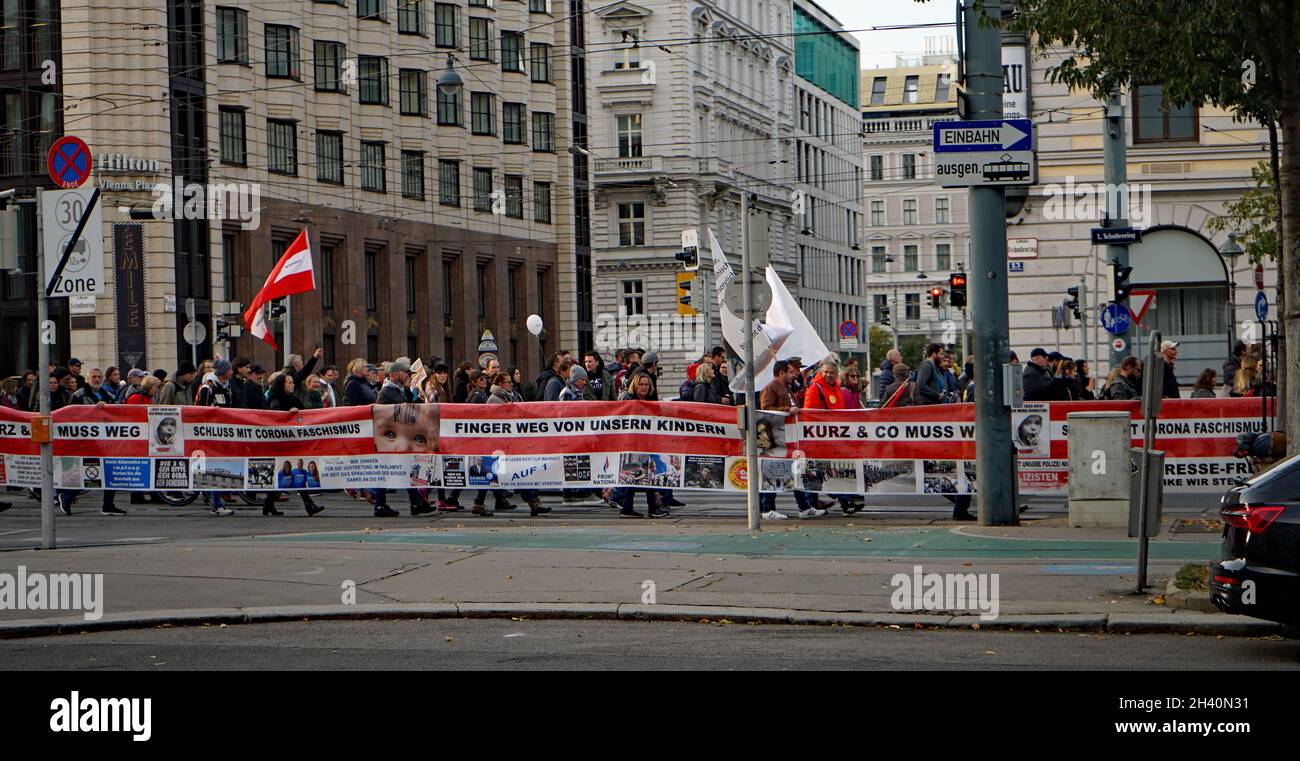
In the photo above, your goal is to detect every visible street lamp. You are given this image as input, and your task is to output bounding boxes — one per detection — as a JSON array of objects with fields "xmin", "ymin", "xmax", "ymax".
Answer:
[
  {"xmin": 437, "ymin": 53, "xmax": 463, "ymax": 95},
  {"xmin": 1219, "ymin": 232, "xmax": 1245, "ymax": 354}
]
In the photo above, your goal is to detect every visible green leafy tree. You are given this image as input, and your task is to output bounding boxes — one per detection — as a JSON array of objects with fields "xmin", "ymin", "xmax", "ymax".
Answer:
[{"xmin": 1207, "ymin": 162, "xmax": 1279, "ymax": 265}]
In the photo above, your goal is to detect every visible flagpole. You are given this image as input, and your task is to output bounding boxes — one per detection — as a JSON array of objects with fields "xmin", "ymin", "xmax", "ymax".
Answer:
[{"xmin": 284, "ymin": 295, "xmax": 292, "ymax": 367}]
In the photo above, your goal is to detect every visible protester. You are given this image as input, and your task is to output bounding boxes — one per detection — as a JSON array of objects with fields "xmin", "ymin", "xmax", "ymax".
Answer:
[
  {"xmin": 125, "ymin": 375, "xmax": 161, "ymax": 404},
  {"xmin": 158, "ymin": 361, "xmax": 197, "ymax": 406},
  {"xmin": 758, "ymin": 360, "xmax": 822, "ymax": 521},
  {"xmin": 582, "ymin": 351, "xmax": 615, "ymax": 401},
  {"xmin": 261, "ymin": 374, "xmax": 324, "ymax": 517},
  {"xmin": 1160, "ymin": 340, "xmax": 1181, "ymax": 398},
  {"xmin": 882, "ymin": 364, "xmax": 915, "ymax": 407},
  {"xmin": 559, "ymin": 365, "xmax": 588, "ymax": 401},
  {"xmin": 71, "ymin": 368, "xmax": 116, "ymax": 405},
  {"xmin": 371, "ymin": 360, "xmax": 435, "ymax": 517},
  {"xmin": 343, "ymin": 358, "xmax": 377, "ymax": 406},
  {"xmin": 614, "ymin": 372, "xmax": 668, "ymax": 518},
  {"xmin": 1233, "ymin": 355, "xmax": 1263, "ymax": 397},
  {"xmin": 1192, "ymin": 369, "xmax": 1218, "ymax": 398},
  {"xmin": 194, "ymin": 360, "xmax": 237, "ymax": 516},
  {"xmin": 1103, "ymin": 357, "xmax": 1143, "ymax": 400}
]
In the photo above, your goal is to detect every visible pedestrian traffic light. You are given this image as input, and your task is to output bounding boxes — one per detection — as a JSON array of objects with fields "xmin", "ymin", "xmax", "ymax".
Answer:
[
  {"xmin": 948, "ymin": 272, "xmax": 967, "ymax": 308},
  {"xmin": 1111, "ymin": 261, "xmax": 1134, "ymax": 303},
  {"xmin": 676, "ymin": 271, "xmax": 697, "ymax": 317},
  {"xmin": 1065, "ymin": 286, "xmax": 1081, "ymax": 320},
  {"xmin": 675, "ymin": 246, "xmax": 699, "ymax": 272},
  {"xmin": 929, "ymin": 286, "xmax": 944, "ymax": 309}
]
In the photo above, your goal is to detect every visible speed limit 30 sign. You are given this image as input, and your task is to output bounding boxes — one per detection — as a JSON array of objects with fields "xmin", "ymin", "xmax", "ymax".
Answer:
[{"xmin": 42, "ymin": 187, "xmax": 105, "ymax": 296}]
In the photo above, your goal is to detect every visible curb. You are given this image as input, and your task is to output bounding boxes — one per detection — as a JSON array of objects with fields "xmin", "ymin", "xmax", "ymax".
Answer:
[{"xmin": 0, "ymin": 603, "xmax": 1285, "ymax": 639}]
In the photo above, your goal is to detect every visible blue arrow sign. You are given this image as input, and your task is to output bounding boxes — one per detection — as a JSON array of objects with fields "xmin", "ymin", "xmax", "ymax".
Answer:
[
  {"xmin": 1100, "ymin": 302, "xmax": 1132, "ymax": 335},
  {"xmin": 934, "ymin": 119, "xmax": 1034, "ymax": 153},
  {"xmin": 1255, "ymin": 291, "xmax": 1269, "ymax": 321}
]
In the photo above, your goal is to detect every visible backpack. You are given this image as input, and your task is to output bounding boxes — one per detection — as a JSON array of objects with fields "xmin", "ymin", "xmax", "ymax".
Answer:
[{"xmin": 678, "ymin": 379, "xmax": 696, "ymax": 401}]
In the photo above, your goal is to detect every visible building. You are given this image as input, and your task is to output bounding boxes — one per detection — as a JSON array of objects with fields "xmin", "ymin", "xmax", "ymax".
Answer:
[
  {"xmin": 859, "ymin": 45, "xmax": 966, "ymax": 383},
  {"xmin": 790, "ymin": 0, "xmax": 865, "ymax": 359},
  {"xmin": 586, "ymin": 0, "xmax": 799, "ymax": 385},
  {"xmin": 860, "ymin": 34, "xmax": 1278, "ymax": 388},
  {"xmin": 9, "ymin": 0, "xmax": 592, "ymax": 381}
]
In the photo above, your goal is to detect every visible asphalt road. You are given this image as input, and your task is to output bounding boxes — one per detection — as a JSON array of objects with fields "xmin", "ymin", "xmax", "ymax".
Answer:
[
  {"xmin": 5, "ymin": 619, "xmax": 1296, "ymax": 670},
  {"xmin": 0, "ymin": 488, "xmax": 1225, "ymax": 550}
]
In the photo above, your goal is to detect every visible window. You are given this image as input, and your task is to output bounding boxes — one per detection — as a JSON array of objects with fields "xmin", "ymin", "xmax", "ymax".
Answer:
[
  {"xmin": 905, "ymin": 293, "xmax": 920, "ymax": 321},
  {"xmin": 618, "ymin": 202, "xmax": 645, "ymax": 247},
  {"xmin": 473, "ymin": 167, "xmax": 493, "ymax": 212},
  {"xmin": 359, "ymin": 56, "xmax": 389, "ymax": 104},
  {"xmin": 529, "ymin": 0, "xmax": 551, "ymax": 11},
  {"xmin": 501, "ymin": 32, "xmax": 525, "ymax": 73},
  {"xmin": 0, "ymin": 92, "xmax": 19, "ymax": 174},
  {"xmin": 870, "ymin": 76, "xmax": 886, "ymax": 105},
  {"xmin": 316, "ymin": 131, "xmax": 343, "ymax": 184},
  {"xmin": 1133, "ymin": 83, "xmax": 1198, "ymax": 143},
  {"xmin": 471, "ymin": 92, "xmax": 496, "ymax": 135},
  {"xmin": 935, "ymin": 72, "xmax": 951, "ymax": 101},
  {"xmin": 503, "ymin": 102, "xmax": 526, "ymax": 144},
  {"xmin": 903, "ymin": 198, "xmax": 918, "ymax": 225},
  {"xmin": 936, "ymin": 242, "xmax": 951, "ymax": 270},
  {"xmin": 360, "ymin": 141, "xmax": 386, "ymax": 192},
  {"xmin": 531, "ymin": 112, "xmax": 554, "ymax": 151},
  {"xmin": 398, "ymin": 0, "xmax": 426, "ymax": 34},
  {"xmin": 534, "ymin": 182, "xmax": 551, "ymax": 223},
  {"xmin": 870, "ymin": 200, "xmax": 885, "ymax": 226},
  {"xmin": 469, "ymin": 18, "xmax": 494, "ymax": 61},
  {"xmin": 399, "ymin": 69, "xmax": 428, "ymax": 115},
  {"xmin": 468, "ymin": 0, "xmax": 489, "ymax": 5},
  {"xmin": 613, "ymin": 33, "xmax": 640, "ymax": 70},
  {"xmin": 434, "ymin": 3, "xmax": 459, "ymax": 47},
  {"xmin": 442, "ymin": 259, "xmax": 455, "ymax": 319},
  {"xmin": 314, "ymin": 41, "xmax": 346, "ymax": 92},
  {"xmin": 530, "ymin": 42, "xmax": 552, "ymax": 82},
  {"xmin": 438, "ymin": 160, "xmax": 460, "ymax": 206},
  {"xmin": 871, "ymin": 246, "xmax": 888, "ymax": 273},
  {"xmin": 364, "ymin": 250, "xmax": 377, "ymax": 312},
  {"xmin": 436, "ymin": 86, "xmax": 462, "ymax": 125},
  {"xmin": 320, "ymin": 242, "xmax": 336, "ymax": 309},
  {"xmin": 622, "ymin": 280, "xmax": 644, "ymax": 316},
  {"xmin": 406, "ymin": 255, "xmax": 419, "ymax": 314},
  {"xmin": 216, "ymin": 8, "xmax": 248, "ymax": 64},
  {"xmin": 401, "ymin": 151, "xmax": 425, "ymax": 199},
  {"xmin": 266, "ymin": 25, "xmax": 300, "ymax": 79},
  {"xmin": 1, "ymin": 0, "xmax": 19, "ymax": 71},
  {"xmin": 358, "ymin": 0, "xmax": 386, "ymax": 20},
  {"xmin": 268, "ymin": 120, "xmax": 297, "ymax": 175},
  {"xmin": 218, "ymin": 108, "xmax": 246, "ymax": 165},
  {"xmin": 616, "ymin": 114, "xmax": 642, "ymax": 158},
  {"xmin": 504, "ymin": 175, "xmax": 523, "ymax": 218},
  {"xmin": 903, "ymin": 75, "xmax": 918, "ymax": 103},
  {"xmin": 903, "ymin": 244, "xmax": 918, "ymax": 272},
  {"xmin": 935, "ymin": 197, "xmax": 951, "ymax": 224},
  {"xmin": 902, "ymin": 153, "xmax": 916, "ymax": 179},
  {"xmin": 221, "ymin": 233, "xmax": 237, "ymax": 297},
  {"xmin": 869, "ymin": 154, "xmax": 882, "ymax": 181},
  {"xmin": 476, "ymin": 263, "xmax": 488, "ymax": 318}
]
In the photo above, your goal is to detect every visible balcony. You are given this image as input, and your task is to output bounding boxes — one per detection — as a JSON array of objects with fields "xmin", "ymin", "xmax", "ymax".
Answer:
[
  {"xmin": 592, "ymin": 154, "xmax": 664, "ymax": 181},
  {"xmin": 862, "ymin": 115, "xmax": 959, "ymax": 135}
]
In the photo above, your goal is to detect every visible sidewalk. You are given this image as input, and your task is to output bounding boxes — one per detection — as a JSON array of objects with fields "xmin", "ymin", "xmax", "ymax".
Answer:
[{"xmin": 0, "ymin": 516, "xmax": 1279, "ymax": 638}]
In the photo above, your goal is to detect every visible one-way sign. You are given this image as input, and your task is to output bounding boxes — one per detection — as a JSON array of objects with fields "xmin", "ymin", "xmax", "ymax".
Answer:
[
  {"xmin": 934, "ymin": 119, "xmax": 1033, "ymax": 152},
  {"xmin": 933, "ymin": 119, "xmax": 1036, "ymax": 188}
]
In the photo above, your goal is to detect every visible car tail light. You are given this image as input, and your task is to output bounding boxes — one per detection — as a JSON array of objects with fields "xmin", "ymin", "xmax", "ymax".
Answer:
[
  {"xmin": 1222, "ymin": 506, "xmax": 1249, "ymax": 529},
  {"xmin": 1245, "ymin": 505, "xmax": 1285, "ymax": 534}
]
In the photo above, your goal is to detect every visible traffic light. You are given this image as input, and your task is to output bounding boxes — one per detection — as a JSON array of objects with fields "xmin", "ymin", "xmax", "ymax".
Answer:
[
  {"xmin": 1065, "ymin": 286, "xmax": 1081, "ymax": 320},
  {"xmin": 676, "ymin": 271, "xmax": 697, "ymax": 317},
  {"xmin": 879, "ymin": 304, "xmax": 891, "ymax": 326},
  {"xmin": 1111, "ymin": 261, "xmax": 1134, "ymax": 303},
  {"xmin": 675, "ymin": 246, "xmax": 699, "ymax": 272},
  {"xmin": 929, "ymin": 286, "xmax": 944, "ymax": 309},
  {"xmin": 948, "ymin": 272, "xmax": 967, "ymax": 308}
]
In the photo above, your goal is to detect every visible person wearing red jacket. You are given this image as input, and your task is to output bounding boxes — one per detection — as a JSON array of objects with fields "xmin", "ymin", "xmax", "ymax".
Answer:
[{"xmin": 802, "ymin": 360, "xmax": 846, "ymax": 410}]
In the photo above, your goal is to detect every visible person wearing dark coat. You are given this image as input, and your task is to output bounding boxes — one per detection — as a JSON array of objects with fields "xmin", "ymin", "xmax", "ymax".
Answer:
[{"xmin": 262, "ymin": 373, "xmax": 323, "ymax": 517}]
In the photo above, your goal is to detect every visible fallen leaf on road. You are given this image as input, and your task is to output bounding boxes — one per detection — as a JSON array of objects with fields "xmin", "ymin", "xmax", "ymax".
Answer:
[
  {"xmin": 971, "ymin": 623, "xmax": 981, "ymax": 630},
  {"xmin": 962, "ymin": 562, "xmax": 973, "ymax": 567},
  {"xmin": 1152, "ymin": 595, "xmax": 1166, "ymax": 605},
  {"xmin": 984, "ymin": 651, "xmax": 996, "ymax": 655},
  {"xmin": 505, "ymin": 575, "xmax": 513, "ymax": 580},
  {"xmin": 887, "ymin": 624, "xmax": 901, "ymax": 629},
  {"xmin": 445, "ymin": 637, "xmax": 454, "ymax": 643}
]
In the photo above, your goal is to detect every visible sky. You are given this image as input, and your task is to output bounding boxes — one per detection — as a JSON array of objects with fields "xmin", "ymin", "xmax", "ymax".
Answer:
[{"xmin": 811, "ymin": 0, "xmax": 958, "ymax": 69}]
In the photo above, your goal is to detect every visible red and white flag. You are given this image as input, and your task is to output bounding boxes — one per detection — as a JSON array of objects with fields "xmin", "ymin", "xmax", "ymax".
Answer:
[{"xmin": 244, "ymin": 229, "xmax": 316, "ymax": 350}]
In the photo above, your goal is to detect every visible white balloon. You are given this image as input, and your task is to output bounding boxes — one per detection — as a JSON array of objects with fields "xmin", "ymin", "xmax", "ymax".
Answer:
[{"xmin": 526, "ymin": 314, "xmax": 544, "ymax": 336}]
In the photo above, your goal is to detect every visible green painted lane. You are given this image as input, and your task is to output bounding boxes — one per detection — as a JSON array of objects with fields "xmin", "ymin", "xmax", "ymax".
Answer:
[{"xmin": 247, "ymin": 527, "xmax": 1220, "ymax": 561}]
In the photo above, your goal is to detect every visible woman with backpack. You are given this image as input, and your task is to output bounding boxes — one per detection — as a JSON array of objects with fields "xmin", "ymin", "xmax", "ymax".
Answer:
[{"xmin": 262, "ymin": 373, "xmax": 324, "ymax": 517}]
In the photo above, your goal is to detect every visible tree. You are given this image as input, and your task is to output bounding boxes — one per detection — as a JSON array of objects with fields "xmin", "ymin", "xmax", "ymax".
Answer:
[
  {"xmin": 1004, "ymin": 0, "xmax": 1299, "ymax": 450},
  {"xmin": 1207, "ymin": 162, "xmax": 1278, "ymax": 265}
]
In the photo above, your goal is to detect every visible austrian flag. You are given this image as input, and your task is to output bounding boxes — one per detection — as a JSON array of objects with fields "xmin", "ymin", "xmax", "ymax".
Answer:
[{"xmin": 244, "ymin": 229, "xmax": 316, "ymax": 350}]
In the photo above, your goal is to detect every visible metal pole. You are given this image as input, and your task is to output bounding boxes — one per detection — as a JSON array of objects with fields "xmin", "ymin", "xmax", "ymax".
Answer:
[
  {"xmin": 1078, "ymin": 274, "xmax": 1088, "ymax": 374},
  {"xmin": 35, "ymin": 189, "xmax": 54, "ymax": 549},
  {"xmin": 742, "ymin": 193, "xmax": 760, "ymax": 531},
  {"xmin": 284, "ymin": 296, "xmax": 292, "ymax": 367},
  {"xmin": 1136, "ymin": 331, "xmax": 1159, "ymax": 592},
  {"xmin": 965, "ymin": 0, "xmax": 1015, "ymax": 525},
  {"xmin": 1104, "ymin": 88, "xmax": 1131, "ymax": 369}
]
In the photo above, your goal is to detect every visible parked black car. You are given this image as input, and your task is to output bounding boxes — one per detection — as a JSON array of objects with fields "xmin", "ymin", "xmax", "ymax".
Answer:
[{"xmin": 1210, "ymin": 453, "xmax": 1300, "ymax": 625}]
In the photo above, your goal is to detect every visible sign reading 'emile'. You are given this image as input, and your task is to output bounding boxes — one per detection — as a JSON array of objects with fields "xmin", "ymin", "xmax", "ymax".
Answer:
[{"xmin": 114, "ymin": 223, "xmax": 148, "ymax": 372}]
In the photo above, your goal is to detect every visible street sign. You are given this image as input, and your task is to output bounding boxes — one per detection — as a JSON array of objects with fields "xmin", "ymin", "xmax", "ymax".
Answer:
[
  {"xmin": 1008, "ymin": 261, "xmax": 1025, "ymax": 273},
  {"xmin": 182, "ymin": 320, "xmax": 207, "ymax": 346},
  {"xmin": 933, "ymin": 119, "xmax": 1035, "ymax": 187},
  {"xmin": 1255, "ymin": 291, "xmax": 1269, "ymax": 321},
  {"xmin": 1007, "ymin": 237, "xmax": 1038, "ymax": 258},
  {"xmin": 724, "ymin": 275, "xmax": 772, "ymax": 316},
  {"xmin": 47, "ymin": 136, "xmax": 93, "ymax": 189},
  {"xmin": 42, "ymin": 187, "xmax": 105, "ymax": 296},
  {"xmin": 1100, "ymin": 302, "xmax": 1132, "ymax": 335},
  {"xmin": 1112, "ymin": 337, "xmax": 1126, "ymax": 352},
  {"xmin": 839, "ymin": 321, "xmax": 858, "ymax": 350},
  {"xmin": 1255, "ymin": 264, "xmax": 1265, "ymax": 291},
  {"xmin": 1090, "ymin": 227, "xmax": 1143, "ymax": 246},
  {"xmin": 1128, "ymin": 289, "xmax": 1156, "ymax": 323}
]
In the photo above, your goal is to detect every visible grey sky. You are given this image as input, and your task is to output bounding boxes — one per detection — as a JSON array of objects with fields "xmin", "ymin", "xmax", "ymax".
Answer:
[{"xmin": 812, "ymin": 0, "xmax": 957, "ymax": 69}]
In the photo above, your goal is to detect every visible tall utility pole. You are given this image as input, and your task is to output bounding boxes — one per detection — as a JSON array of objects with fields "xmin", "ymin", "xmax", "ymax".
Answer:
[
  {"xmin": 34, "ymin": 189, "xmax": 54, "ymax": 549},
  {"xmin": 740, "ymin": 193, "xmax": 760, "ymax": 531},
  {"xmin": 1104, "ymin": 89, "xmax": 1131, "ymax": 371},
  {"xmin": 964, "ymin": 0, "xmax": 1016, "ymax": 525}
]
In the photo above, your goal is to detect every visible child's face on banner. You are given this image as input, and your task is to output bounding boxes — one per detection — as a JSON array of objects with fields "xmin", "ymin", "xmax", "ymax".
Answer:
[{"xmin": 373, "ymin": 403, "xmax": 439, "ymax": 453}]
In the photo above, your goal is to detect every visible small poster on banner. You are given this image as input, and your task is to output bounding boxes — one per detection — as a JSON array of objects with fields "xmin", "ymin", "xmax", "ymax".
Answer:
[
  {"xmin": 563, "ymin": 455, "xmax": 591, "ymax": 483},
  {"xmin": 759, "ymin": 458, "xmax": 795, "ymax": 493},
  {"xmin": 441, "ymin": 456, "xmax": 467, "ymax": 488},
  {"xmin": 247, "ymin": 459, "xmax": 275, "ymax": 489},
  {"xmin": 1012, "ymin": 403, "xmax": 1050, "ymax": 457},
  {"xmin": 590, "ymin": 453, "xmax": 618, "ymax": 487},
  {"xmin": 499, "ymin": 456, "xmax": 564, "ymax": 488},
  {"xmin": 684, "ymin": 455, "xmax": 726, "ymax": 490},
  {"xmin": 58, "ymin": 457, "xmax": 84, "ymax": 488},
  {"xmin": 410, "ymin": 455, "xmax": 440, "ymax": 487},
  {"xmin": 755, "ymin": 411, "xmax": 789, "ymax": 457},
  {"xmin": 148, "ymin": 406, "xmax": 185, "ymax": 456},
  {"xmin": 81, "ymin": 457, "xmax": 103, "ymax": 489},
  {"xmin": 862, "ymin": 460, "xmax": 917, "ymax": 494},
  {"xmin": 273, "ymin": 458, "xmax": 322, "ymax": 489},
  {"xmin": 619, "ymin": 453, "xmax": 682, "ymax": 488},
  {"xmin": 104, "ymin": 458, "xmax": 151, "ymax": 490},
  {"xmin": 922, "ymin": 460, "xmax": 959, "ymax": 494},
  {"xmin": 193, "ymin": 459, "xmax": 246, "ymax": 490},
  {"xmin": 799, "ymin": 459, "xmax": 859, "ymax": 493},
  {"xmin": 467, "ymin": 456, "xmax": 500, "ymax": 487},
  {"xmin": 154, "ymin": 458, "xmax": 191, "ymax": 490}
]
